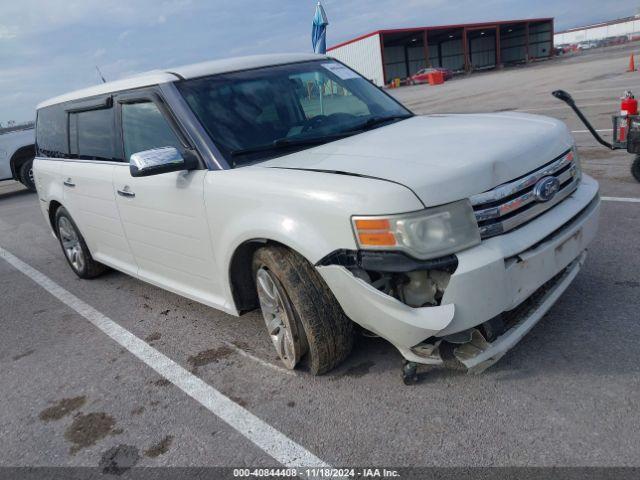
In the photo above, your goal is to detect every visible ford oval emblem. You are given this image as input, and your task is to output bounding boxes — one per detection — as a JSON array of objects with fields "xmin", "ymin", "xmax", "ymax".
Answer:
[{"xmin": 533, "ymin": 176, "xmax": 561, "ymax": 203}]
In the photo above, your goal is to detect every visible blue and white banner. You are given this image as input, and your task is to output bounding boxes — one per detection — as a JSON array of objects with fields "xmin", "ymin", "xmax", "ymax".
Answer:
[{"xmin": 312, "ymin": 1, "xmax": 329, "ymax": 54}]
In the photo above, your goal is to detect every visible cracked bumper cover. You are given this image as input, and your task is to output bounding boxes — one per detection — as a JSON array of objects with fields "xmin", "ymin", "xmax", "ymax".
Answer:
[
  {"xmin": 317, "ymin": 175, "xmax": 600, "ymax": 367},
  {"xmin": 453, "ymin": 251, "xmax": 586, "ymax": 373}
]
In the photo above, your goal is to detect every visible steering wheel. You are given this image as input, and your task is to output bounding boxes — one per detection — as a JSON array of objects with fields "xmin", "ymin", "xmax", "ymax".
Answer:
[
  {"xmin": 302, "ymin": 115, "xmax": 328, "ymax": 133},
  {"xmin": 302, "ymin": 113, "xmax": 359, "ymax": 133}
]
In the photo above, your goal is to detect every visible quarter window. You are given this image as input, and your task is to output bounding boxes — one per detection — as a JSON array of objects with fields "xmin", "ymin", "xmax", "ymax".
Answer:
[
  {"xmin": 36, "ymin": 105, "xmax": 68, "ymax": 158},
  {"xmin": 121, "ymin": 102, "xmax": 182, "ymax": 161}
]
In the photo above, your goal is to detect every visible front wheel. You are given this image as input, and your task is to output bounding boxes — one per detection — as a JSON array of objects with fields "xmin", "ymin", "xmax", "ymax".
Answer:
[
  {"xmin": 253, "ymin": 245, "xmax": 353, "ymax": 375},
  {"xmin": 632, "ymin": 155, "xmax": 640, "ymax": 182},
  {"xmin": 55, "ymin": 207, "xmax": 107, "ymax": 279}
]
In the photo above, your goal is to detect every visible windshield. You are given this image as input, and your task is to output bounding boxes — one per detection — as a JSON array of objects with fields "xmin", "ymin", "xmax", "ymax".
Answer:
[{"xmin": 176, "ymin": 60, "xmax": 412, "ymax": 167}]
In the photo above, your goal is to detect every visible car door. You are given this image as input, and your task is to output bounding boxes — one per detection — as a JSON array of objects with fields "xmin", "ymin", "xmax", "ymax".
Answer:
[
  {"xmin": 112, "ymin": 91, "xmax": 224, "ymax": 308},
  {"xmin": 61, "ymin": 97, "xmax": 138, "ymax": 276}
]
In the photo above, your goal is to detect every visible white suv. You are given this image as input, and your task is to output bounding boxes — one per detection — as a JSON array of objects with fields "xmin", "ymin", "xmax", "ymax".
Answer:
[
  {"xmin": 0, "ymin": 126, "xmax": 36, "ymax": 191},
  {"xmin": 34, "ymin": 54, "xmax": 600, "ymax": 383}
]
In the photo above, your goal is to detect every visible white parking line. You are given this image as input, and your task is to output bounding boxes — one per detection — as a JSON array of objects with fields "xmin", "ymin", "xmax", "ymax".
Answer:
[
  {"xmin": 222, "ymin": 340, "xmax": 296, "ymax": 376},
  {"xmin": 572, "ymin": 87, "xmax": 635, "ymax": 94},
  {"xmin": 519, "ymin": 102, "xmax": 613, "ymax": 112},
  {"xmin": 571, "ymin": 129, "xmax": 612, "ymax": 134},
  {"xmin": 0, "ymin": 246, "xmax": 329, "ymax": 470},
  {"xmin": 602, "ymin": 196, "xmax": 640, "ymax": 203}
]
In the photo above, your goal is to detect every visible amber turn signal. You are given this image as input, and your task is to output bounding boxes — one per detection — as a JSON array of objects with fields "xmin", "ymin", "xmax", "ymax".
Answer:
[
  {"xmin": 353, "ymin": 218, "xmax": 397, "ymax": 246},
  {"xmin": 354, "ymin": 219, "xmax": 391, "ymax": 231},
  {"xmin": 357, "ymin": 232, "xmax": 397, "ymax": 246}
]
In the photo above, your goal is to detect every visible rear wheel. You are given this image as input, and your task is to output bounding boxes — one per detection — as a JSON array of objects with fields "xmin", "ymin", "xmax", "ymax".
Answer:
[
  {"xmin": 19, "ymin": 158, "xmax": 36, "ymax": 192},
  {"xmin": 632, "ymin": 155, "xmax": 640, "ymax": 182},
  {"xmin": 55, "ymin": 207, "xmax": 107, "ymax": 279},
  {"xmin": 253, "ymin": 245, "xmax": 353, "ymax": 375}
]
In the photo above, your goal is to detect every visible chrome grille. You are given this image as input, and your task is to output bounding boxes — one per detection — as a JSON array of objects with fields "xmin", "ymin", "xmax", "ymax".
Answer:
[{"xmin": 470, "ymin": 150, "xmax": 580, "ymax": 239}]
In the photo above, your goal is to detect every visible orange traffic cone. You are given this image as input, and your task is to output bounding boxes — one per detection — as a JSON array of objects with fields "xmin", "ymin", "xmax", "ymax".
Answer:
[{"xmin": 629, "ymin": 54, "xmax": 636, "ymax": 72}]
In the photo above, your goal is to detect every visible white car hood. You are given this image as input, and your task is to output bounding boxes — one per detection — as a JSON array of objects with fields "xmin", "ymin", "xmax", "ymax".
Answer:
[{"xmin": 261, "ymin": 113, "xmax": 573, "ymax": 207}]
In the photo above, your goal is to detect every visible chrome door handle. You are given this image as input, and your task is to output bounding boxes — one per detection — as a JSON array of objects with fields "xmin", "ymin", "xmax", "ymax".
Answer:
[
  {"xmin": 63, "ymin": 179, "xmax": 76, "ymax": 187},
  {"xmin": 117, "ymin": 188, "xmax": 135, "ymax": 198}
]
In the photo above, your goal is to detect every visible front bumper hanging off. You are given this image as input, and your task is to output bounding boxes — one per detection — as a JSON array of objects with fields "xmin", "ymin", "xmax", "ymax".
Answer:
[
  {"xmin": 317, "ymin": 175, "xmax": 600, "ymax": 374},
  {"xmin": 449, "ymin": 251, "xmax": 586, "ymax": 374}
]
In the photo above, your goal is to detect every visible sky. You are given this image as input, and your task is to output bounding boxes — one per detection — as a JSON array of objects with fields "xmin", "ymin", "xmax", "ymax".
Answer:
[{"xmin": 1, "ymin": 0, "xmax": 639, "ymax": 124}]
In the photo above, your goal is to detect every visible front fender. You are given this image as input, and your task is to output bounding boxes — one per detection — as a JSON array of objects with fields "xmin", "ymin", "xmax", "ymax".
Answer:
[
  {"xmin": 203, "ymin": 167, "xmax": 423, "ymax": 309},
  {"xmin": 220, "ymin": 211, "xmax": 351, "ymax": 272}
]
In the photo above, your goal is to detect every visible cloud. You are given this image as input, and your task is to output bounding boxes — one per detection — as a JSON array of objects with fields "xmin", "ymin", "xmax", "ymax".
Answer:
[
  {"xmin": 0, "ymin": 0, "xmax": 198, "ymax": 38},
  {"xmin": 0, "ymin": 25, "xmax": 17, "ymax": 39},
  {"xmin": 2, "ymin": 0, "xmax": 640, "ymax": 123}
]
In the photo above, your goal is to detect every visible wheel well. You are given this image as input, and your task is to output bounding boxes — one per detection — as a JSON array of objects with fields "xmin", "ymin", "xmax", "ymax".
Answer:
[
  {"xmin": 9, "ymin": 145, "xmax": 36, "ymax": 179},
  {"xmin": 228, "ymin": 240, "xmax": 268, "ymax": 314},
  {"xmin": 48, "ymin": 201, "xmax": 62, "ymax": 237}
]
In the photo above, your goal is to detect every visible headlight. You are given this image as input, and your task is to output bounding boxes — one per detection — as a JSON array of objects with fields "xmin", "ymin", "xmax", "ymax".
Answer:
[{"xmin": 352, "ymin": 200, "xmax": 481, "ymax": 260}]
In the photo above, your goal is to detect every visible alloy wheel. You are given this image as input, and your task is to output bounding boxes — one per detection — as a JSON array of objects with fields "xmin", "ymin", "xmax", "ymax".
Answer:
[
  {"xmin": 58, "ymin": 217, "xmax": 85, "ymax": 272},
  {"xmin": 256, "ymin": 267, "xmax": 301, "ymax": 369}
]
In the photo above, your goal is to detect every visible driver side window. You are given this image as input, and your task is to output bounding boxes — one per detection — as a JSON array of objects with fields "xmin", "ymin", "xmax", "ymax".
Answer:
[
  {"xmin": 292, "ymin": 71, "xmax": 370, "ymax": 119},
  {"xmin": 121, "ymin": 102, "xmax": 183, "ymax": 161}
]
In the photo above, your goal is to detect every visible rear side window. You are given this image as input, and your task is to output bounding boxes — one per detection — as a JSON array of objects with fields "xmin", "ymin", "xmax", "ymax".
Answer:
[
  {"xmin": 69, "ymin": 108, "xmax": 120, "ymax": 161},
  {"xmin": 121, "ymin": 102, "xmax": 182, "ymax": 160},
  {"xmin": 36, "ymin": 105, "xmax": 68, "ymax": 158}
]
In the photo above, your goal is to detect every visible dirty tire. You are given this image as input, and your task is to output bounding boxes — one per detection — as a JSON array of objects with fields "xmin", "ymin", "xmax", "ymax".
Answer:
[
  {"xmin": 632, "ymin": 155, "xmax": 640, "ymax": 183},
  {"xmin": 55, "ymin": 207, "xmax": 107, "ymax": 279},
  {"xmin": 253, "ymin": 245, "xmax": 353, "ymax": 375},
  {"xmin": 19, "ymin": 158, "xmax": 36, "ymax": 192}
]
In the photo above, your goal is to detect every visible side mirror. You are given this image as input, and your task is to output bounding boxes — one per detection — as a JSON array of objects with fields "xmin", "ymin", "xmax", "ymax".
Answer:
[{"xmin": 129, "ymin": 147, "xmax": 198, "ymax": 178}]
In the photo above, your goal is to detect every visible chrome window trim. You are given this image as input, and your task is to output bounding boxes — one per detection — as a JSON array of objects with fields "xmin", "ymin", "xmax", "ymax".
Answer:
[{"xmin": 33, "ymin": 156, "xmax": 128, "ymax": 166}]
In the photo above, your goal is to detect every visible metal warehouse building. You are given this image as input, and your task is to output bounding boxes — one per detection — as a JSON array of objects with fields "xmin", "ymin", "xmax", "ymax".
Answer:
[
  {"xmin": 554, "ymin": 15, "xmax": 640, "ymax": 44},
  {"xmin": 328, "ymin": 18, "xmax": 554, "ymax": 86}
]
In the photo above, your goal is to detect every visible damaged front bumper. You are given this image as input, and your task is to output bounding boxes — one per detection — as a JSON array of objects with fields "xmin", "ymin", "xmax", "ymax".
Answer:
[
  {"xmin": 317, "ymin": 175, "xmax": 600, "ymax": 372},
  {"xmin": 450, "ymin": 251, "xmax": 586, "ymax": 373}
]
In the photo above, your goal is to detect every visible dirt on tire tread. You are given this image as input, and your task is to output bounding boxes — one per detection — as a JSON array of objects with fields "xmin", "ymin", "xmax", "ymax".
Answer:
[{"xmin": 253, "ymin": 245, "xmax": 353, "ymax": 375}]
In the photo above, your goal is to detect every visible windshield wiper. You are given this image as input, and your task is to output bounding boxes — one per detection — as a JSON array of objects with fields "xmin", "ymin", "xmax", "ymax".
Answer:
[
  {"xmin": 230, "ymin": 132, "xmax": 356, "ymax": 157},
  {"xmin": 345, "ymin": 114, "xmax": 412, "ymax": 133},
  {"xmin": 230, "ymin": 115, "xmax": 412, "ymax": 159}
]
